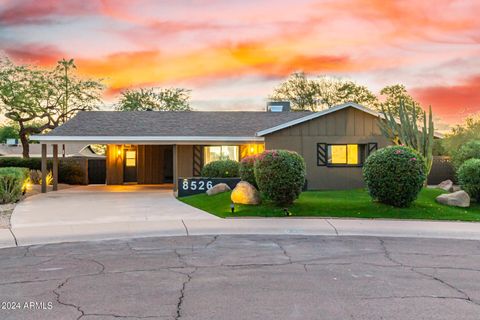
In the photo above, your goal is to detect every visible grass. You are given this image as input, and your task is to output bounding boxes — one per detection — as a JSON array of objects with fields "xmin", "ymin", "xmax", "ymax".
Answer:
[{"xmin": 179, "ymin": 188, "xmax": 480, "ymax": 222}]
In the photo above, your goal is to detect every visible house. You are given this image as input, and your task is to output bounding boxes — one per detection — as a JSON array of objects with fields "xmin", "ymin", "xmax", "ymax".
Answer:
[{"xmin": 31, "ymin": 102, "xmax": 406, "ymax": 192}]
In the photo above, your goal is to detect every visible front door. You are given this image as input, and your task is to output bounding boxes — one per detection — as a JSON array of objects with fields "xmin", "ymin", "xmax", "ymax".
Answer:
[{"xmin": 123, "ymin": 148, "xmax": 137, "ymax": 183}]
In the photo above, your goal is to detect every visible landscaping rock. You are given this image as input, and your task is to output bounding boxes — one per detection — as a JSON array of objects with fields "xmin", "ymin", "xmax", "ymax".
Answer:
[
  {"xmin": 231, "ymin": 181, "xmax": 261, "ymax": 205},
  {"xmin": 436, "ymin": 190, "xmax": 470, "ymax": 208},
  {"xmin": 437, "ymin": 179, "xmax": 454, "ymax": 192},
  {"xmin": 452, "ymin": 185, "xmax": 462, "ymax": 192},
  {"xmin": 206, "ymin": 183, "xmax": 231, "ymax": 196}
]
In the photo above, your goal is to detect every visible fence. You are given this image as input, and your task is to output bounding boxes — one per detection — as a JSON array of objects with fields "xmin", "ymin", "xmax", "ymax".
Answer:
[{"xmin": 428, "ymin": 156, "xmax": 455, "ymax": 185}]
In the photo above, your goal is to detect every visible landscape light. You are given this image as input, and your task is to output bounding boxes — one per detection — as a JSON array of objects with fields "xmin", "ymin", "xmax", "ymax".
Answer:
[{"xmin": 230, "ymin": 203, "xmax": 235, "ymax": 213}]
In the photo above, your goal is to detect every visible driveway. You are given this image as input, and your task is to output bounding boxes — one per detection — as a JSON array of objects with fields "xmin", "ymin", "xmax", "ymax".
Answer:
[
  {"xmin": 0, "ymin": 235, "xmax": 479, "ymax": 320},
  {"xmin": 11, "ymin": 185, "xmax": 216, "ymax": 228}
]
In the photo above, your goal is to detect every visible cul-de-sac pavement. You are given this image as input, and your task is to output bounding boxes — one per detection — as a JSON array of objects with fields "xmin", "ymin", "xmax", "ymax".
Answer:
[{"xmin": 1, "ymin": 235, "xmax": 479, "ymax": 320}]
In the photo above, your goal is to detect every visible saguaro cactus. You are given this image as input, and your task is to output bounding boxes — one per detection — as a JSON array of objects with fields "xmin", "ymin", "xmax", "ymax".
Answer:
[{"xmin": 378, "ymin": 101, "xmax": 435, "ymax": 175}]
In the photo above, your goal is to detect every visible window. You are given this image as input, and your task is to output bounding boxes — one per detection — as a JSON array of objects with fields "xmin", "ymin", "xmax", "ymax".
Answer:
[
  {"xmin": 328, "ymin": 144, "xmax": 359, "ymax": 165},
  {"xmin": 204, "ymin": 146, "xmax": 239, "ymax": 164},
  {"xmin": 317, "ymin": 143, "xmax": 377, "ymax": 166},
  {"xmin": 125, "ymin": 150, "xmax": 136, "ymax": 167}
]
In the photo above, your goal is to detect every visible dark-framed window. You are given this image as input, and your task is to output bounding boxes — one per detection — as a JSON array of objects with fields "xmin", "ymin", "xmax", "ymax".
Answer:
[{"xmin": 317, "ymin": 143, "xmax": 377, "ymax": 167}]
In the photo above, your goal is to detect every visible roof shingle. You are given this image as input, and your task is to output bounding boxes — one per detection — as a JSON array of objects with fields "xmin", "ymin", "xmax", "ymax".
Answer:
[{"xmin": 45, "ymin": 111, "xmax": 312, "ymax": 137}]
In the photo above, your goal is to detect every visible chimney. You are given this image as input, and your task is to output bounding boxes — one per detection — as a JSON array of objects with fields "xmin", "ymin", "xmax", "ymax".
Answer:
[{"xmin": 266, "ymin": 101, "xmax": 291, "ymax": 112}]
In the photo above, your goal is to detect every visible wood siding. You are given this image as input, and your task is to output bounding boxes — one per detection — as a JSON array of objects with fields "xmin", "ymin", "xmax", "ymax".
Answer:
[
  {"xmin": 137, "ymin": 145, "xmax": 171, "ymax": 184},
  {"xmin": 106, "ymin": 144, "xmax": 124, "ymax": 185},
  {"xmin": 264, "ymin": 107, "xmax": 391, "ymax": 190}
]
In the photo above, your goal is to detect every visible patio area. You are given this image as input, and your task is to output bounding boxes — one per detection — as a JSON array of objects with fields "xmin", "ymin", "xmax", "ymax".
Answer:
[{"xmin": 11, "ymin": 184, "xmax": 217, "ymax": 228}]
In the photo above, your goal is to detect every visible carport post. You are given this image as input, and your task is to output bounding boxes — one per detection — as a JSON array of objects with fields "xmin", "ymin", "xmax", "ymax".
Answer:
[
  {"xmin": 173, "ymin": 144, "xmax": 178, "ymax": 191},
  {"xmin": 52, "ymin": 144, "xmax": 58, "ymax": 191},
  {"xmin": 41, "ymin": 143, "xmax": 47, "ymax": 193}
]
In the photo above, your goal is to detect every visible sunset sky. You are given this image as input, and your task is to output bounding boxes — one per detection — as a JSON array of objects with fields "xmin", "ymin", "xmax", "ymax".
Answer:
[{"xmin": 0, "ymin": 0, "xmax": 479, "ymax": 127}]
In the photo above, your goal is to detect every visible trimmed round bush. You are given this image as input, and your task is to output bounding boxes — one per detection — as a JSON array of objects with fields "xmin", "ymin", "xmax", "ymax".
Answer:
[
  {"xmin": 452, "ymin": 140, "xmax": 480, "ymax": 169},
  {"xmin": 457, "ymin": 158, "xmax": 480, "ymax": 202},
  {"xmin": 239, "ymin": 155, "xmax": 258, "ymax": 188},
  {"xmin": 363, "ymin": 146, "xmax": 426, "ymax": 207},
  {"xmin": 201, "ymin": 159, "xmax": 239, "ymax": 178},
  {"xmin": 254, "ymin": 150, "xmax": 305, "ymax": 206}
]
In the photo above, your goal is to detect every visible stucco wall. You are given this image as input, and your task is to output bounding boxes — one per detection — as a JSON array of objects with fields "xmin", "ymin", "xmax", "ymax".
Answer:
[{"xmin": 264, "ymin": 107, "xmax": 391, "ymax": 190}]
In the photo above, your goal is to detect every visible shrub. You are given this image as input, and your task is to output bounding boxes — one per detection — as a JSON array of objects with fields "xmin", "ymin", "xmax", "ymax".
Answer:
[
  {"xmin": 457, "ymin": 159, "xmax": 480, "ymax": 202},
  {"xmin": 201, "ymin": 159, "xmax": 240, "ymax": 178},
  {"xmin": 239, "ymin": 155, "xmax": 258, "ymax": 188},
  {"xmin": 254, "ymin": 150, "xmax": 305, "ymax": 206},
  {"xmin": 452, "ymin": 140, "xmax": 480, "ymax": 170},
  {"xmin": 0, "ymin": 157, "xmax": 41, "ymax": 170},
  {"xmin": 363, "ymin": 146, "xmax": 426, "ymax": 208},
  {"xmin": 59, "ymin": 162, "xmax": 85, "ymax": 184},
  {"xmin": 0, "ymin": 167, "xmax": 29, "ymax": 204}
]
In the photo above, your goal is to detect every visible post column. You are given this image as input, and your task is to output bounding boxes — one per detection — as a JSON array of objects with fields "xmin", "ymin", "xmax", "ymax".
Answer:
[
  {"xmin": 52, "ymin": 144, "xmax": 58, "ymax": 191},
  {"xmin": 41, "ymin": 144, "xmax": 47, "ymax": 193},
  {"xmin": 173, "ymin": 144, "xmax": 178, "ymax": 192}
]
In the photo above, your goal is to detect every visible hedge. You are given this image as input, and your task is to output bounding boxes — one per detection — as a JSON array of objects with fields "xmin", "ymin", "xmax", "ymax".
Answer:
[
  {"xmin": 0, "ymin": 167, "xmax": 29, "ymax": 204},
  {"xmin": 201, "ymin": 159, "xmax": 240, "ymax": 178},
  {"xmin": 0, "ymin": 157, "xmax": 86, "ymax": 185},
  {"xmin": 458, "ymin": 159, "xmax": 480, "ymax": 202},
  {"xmin": 239, "ymin": 155, "xmax": 258, "ymax": 188}
]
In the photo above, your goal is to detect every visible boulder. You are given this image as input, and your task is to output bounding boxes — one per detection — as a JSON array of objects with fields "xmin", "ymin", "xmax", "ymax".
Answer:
[
  {"xmin": 437, "ymin": 179, "xmax": 454, "ymax": 192},
  {"xmin": 436, "ymin": 190, "xmax": 470, "ymax": 208},
  {"xmin": 452, "ymin": 185, "xmax": 462, "ymax": 192},
  {"xmin": 231, "ymin": 181, "xmax": 261, "ymax": 205},
  {"xmin": 206, "ymin": 183, "xmax": 231, "ymax": 196}
]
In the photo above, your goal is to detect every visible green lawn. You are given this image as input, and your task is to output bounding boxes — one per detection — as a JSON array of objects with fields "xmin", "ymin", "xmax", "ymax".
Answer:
[{"xmin": 179, "ymin": 188, "xmax": 480, "ymax": 221}]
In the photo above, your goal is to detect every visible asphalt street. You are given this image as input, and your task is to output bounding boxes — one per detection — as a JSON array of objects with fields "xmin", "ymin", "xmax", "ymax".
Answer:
[{"xmin": 0, "ymin": 235, "xmax": 479, "ymax": 320}]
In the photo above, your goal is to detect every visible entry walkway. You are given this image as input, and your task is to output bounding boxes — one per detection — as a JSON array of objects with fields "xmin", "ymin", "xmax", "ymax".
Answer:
[{"xmin": 11, "ymin": 185, "xmax": 216, "ymax": 228}]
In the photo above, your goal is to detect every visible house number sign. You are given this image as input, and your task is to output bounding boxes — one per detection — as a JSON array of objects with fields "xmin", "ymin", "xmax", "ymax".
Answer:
[{"xmin": 177, "ymin": 178, "xmax": 241, "ymax": 197}]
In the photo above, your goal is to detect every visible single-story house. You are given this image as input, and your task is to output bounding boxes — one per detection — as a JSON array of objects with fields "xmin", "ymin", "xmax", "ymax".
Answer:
[{"xmin": 31, "ymin": 102, "xmax": 432, "ymax": 193}]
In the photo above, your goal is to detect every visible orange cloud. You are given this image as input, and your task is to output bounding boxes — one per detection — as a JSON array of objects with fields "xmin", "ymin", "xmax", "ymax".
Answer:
[
  {"xmin": 2, "ymin": 43, "xmax": 65, "ymax": 66},
  {"xmin": 412, "ymin": 75, "xmax": 480, "ymax": 124}
]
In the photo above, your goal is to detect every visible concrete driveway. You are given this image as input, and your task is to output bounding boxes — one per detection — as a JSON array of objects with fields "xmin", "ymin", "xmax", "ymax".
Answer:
[
  {"xmin": 1, "ymin": 235, "xmax": 479, "ymax": 320},
  {"xmin": 11, "ymin": 185, "xmax": 216, "ymax": 228}
]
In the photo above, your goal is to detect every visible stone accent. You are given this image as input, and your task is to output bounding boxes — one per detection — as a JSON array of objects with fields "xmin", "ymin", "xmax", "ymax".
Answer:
[
  {"xmin": 206, "ymin": 183, "xmax": 231, "ymax": 196},
  {"xmin": 231, "ymin": 181, "xmax": 261, "ymax": 205},
  {"xmin": 436, "ymin": 190, "xmax": 470, "ymax": 208},
  {"xmin": 437, "ymin": 179, "xmax": 453, "ymax": 192}
]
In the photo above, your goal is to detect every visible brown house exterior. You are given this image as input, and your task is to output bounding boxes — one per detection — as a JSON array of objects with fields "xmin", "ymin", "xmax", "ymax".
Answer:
[{"xmin": 32, "ymin": 103, "xmax": 403, "ymax": 193}]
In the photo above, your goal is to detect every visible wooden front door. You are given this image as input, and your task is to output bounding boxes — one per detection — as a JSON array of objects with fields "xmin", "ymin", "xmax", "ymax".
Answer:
[{"xmin": 123, "ymin": 148, "xmax": 137, "ymax": 183}]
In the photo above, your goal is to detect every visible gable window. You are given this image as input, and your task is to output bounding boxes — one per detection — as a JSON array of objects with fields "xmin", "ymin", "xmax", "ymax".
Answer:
[
  {"xmin": 204, "ymin": 146, "xmax": 239, "ymax": 164},
  {"xmin": 317, "ymin": 143, "xmax": 377, "ymax": 166}
]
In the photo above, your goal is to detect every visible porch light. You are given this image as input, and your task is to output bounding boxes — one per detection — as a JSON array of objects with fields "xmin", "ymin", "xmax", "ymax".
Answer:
[{"xmin": 117, "ymin": 149, "xmax": 122, "ymax": 157}]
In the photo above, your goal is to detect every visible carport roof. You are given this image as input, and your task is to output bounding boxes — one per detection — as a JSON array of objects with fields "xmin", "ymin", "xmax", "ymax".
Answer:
[{"xmin": 31, "ymin": 111, "xmax": 312, "ymax": 143}]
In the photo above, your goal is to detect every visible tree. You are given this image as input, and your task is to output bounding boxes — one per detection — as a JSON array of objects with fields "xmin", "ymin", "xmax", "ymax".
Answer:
[
  {"xmin": 0, "ymin": 57, "xmax": 104, "ymax": 157},
  {"xmin": 269, "ymin": 72, "xmax": 319, "ymax": 111},
  {"xmin": 0, "ymin": 123, "xmax": 19, "ymax": 143},
  {"xmin": 115, "ymin": 87, "xmax": 191, "ymax": 111},
  {"xmin": 442, "ymin": 114, "xmax": 480, "ymax": 156},
  {"xmin": 379, "ymin": 84, "xmax": 423, "ymax": 119},
  {"xmin": 269, "ymin": 72, "xmax": 379, "ymax": 111}
]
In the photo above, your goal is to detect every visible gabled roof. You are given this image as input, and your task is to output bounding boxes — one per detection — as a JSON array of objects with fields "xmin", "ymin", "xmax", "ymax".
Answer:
[
  {"xmin": 256, "ymin": 102, "xmax": 379, "ymax": 136},
  {"xmin": 31, "ymin": 111, "xmax": 312, "ymax": 143},
  {"xmin": 256, "ymin": 102, "xmax": 443, "ymax": 138}
]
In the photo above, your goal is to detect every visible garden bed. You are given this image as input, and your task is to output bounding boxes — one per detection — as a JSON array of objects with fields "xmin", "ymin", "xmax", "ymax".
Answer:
[{"xmin": 179, "ymin": 188, "xmax": 480, "ymax": 221}]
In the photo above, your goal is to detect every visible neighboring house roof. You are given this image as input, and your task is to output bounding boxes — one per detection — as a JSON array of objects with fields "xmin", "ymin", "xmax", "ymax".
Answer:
[
  {"xmin": 0, "ymin": 143, "xmax": 101, "ymax": 158},
  {"xmin": 31, "ymin": 111, "xmax": 312, "ymax": 143}
]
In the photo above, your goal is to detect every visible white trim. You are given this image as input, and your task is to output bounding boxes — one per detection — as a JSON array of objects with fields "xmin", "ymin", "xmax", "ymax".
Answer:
[
  {"xmin": 29, "ymin": 135, "xmax": 264, "ymax": 144},
  {"xmin": 256, "ymin": 102, "xmax": 380, "ymax": 136}
]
